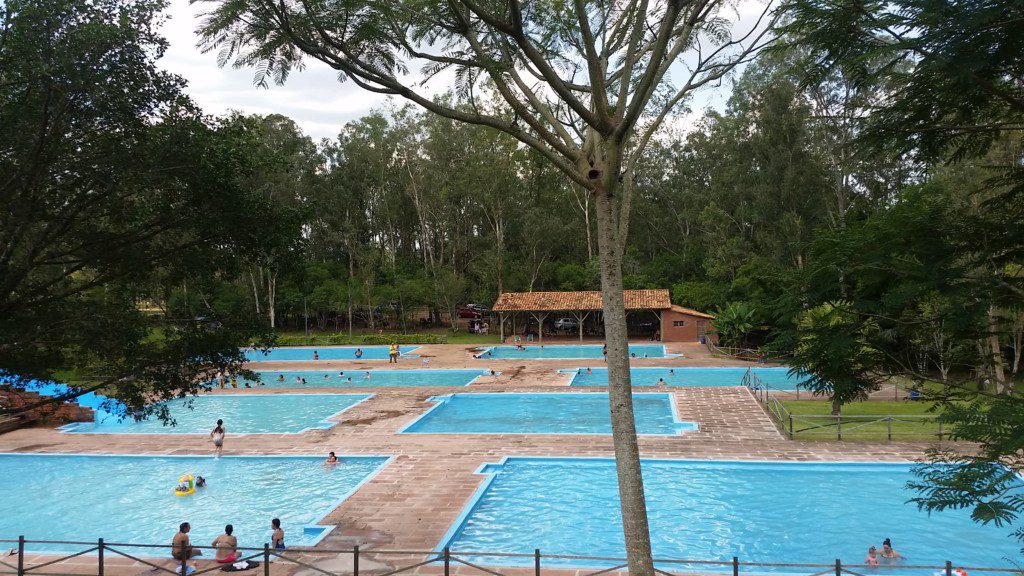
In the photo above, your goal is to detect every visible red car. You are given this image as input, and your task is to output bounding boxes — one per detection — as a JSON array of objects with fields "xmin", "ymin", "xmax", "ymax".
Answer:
[{"xmin": 456, "ymin": 306, "xmax": 482, "ymax": 319}]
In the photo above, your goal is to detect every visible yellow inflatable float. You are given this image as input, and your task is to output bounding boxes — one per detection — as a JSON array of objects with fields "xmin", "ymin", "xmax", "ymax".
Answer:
[{"xmin": 174, "ymin": 474, "xmax": 196, "ymax": 496}]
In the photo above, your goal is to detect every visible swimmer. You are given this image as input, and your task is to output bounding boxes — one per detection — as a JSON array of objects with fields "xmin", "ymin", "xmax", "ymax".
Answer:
[
  {"xmin": 657, "ymin": 377, "xmax": 665, "ymax": 385},
  {"xmin": 631, "ymin": 353, "xmax": 637, "ymax": 358},
  {"xmin": 313, "ymin": 351, "xmax": 319, "ymax": 360},
  {"xmin": 244, "ymin": 382, "xmax": 251, "ymax": 388},
  {"xmin": 365, "ymin": 371, "xmax": 371, "ymax": 379},
  {"xmin": 346, "ymin": 377, "xmax": 352, "ymax": 382},
  {"xmin": 295, "ymin": 376, "xmax": 301, "ymax": 384},
  {"xmin": 339, "ymin": 371, "xmax": 344, "ymax": 376},
  {"xmin": 355, "ymin": 348, "xmax": 363, "ymax": 358},
  {"xmin": 880, "ymin": 538, "xmax": 902, "ymax": 559},
  {"xmin": 325, "ymin": 451, "xmax": 339, "ymax": 464},
  {"xmin": 278, "ymin": 374, "xmax": 284, "ymax": 382},
  {"xmin": 865, "ymin": 547, "xmax": 879, "ymax": 566},
  {"xmin": 586, "ymin": 367, "xmax": 592, "ymax": 375},
  {"xmin": 324, "ymin": 374, "xmax": 330, "ymax": 379},
  {"xmin": 301, "ymin": 377, "xmax": 307, "ymax": 384},
  {"xmin": 195, "ymin": 476, "xmax": 206, "ymax": 488},
  {"xmin": 669, "ymin": 369, "xmax": 675, "ymax": 376}
]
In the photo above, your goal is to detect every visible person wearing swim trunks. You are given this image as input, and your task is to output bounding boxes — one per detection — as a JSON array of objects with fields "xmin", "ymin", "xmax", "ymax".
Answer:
[{"xmin": 212, "ymin": 525, "xmax": 238, "ymax": 564}]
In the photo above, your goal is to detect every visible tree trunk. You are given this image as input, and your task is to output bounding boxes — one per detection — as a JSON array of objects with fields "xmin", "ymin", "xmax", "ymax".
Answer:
[
  {"xmin": 988, "ymin": 307, "xmax": 1008, "ymax": 393},
  {"xmin": 267, "ymin": 270, "xmax": 277, "ymax": 329},
  {"xmin": 831, "ymin": 397, "xmax": 842, "ymax": 416},
  {"xmin": 592, "ymin": 178, "xmax": 655, "ymax": 576}
]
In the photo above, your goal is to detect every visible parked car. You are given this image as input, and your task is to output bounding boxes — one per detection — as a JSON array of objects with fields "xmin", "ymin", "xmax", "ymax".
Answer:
[
  {"xmin": 466, "ymin": 303, "xmax": 491, "ymax": 314},
  {"xmin": 554, "ymin": 317, "xmax": 580, "ymax": 331},
  {"xmin": 456, "ymin": 306, "xmax": 482, "ymax": 319}
]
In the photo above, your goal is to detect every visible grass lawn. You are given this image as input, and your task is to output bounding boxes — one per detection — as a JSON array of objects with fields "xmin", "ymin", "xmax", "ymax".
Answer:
[{"xmin": 776, "ymin": 400, "xmax": 946, "ymax": 441}]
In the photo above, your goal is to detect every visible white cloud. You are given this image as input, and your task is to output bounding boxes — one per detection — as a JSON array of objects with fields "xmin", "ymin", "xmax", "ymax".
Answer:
[{"xmin": 159, "ymin": 0, "xmax": 387, "ymax": 140}]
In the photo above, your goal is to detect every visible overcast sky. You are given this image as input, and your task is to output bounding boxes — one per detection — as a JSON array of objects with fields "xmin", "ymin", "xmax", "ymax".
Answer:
[{"xmin": 159, "ymin": 0, "xmax": 758, "ymax": 141}]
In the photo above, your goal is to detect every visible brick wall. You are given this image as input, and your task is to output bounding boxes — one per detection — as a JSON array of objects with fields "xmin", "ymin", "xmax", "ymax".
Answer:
[
  {"xmin": 0, "ymin": 388, "xmax": 95, "ymax": 424},
  {"xmin": 660, "ymin": 309, "xmax": 717, "ymax": 343}
]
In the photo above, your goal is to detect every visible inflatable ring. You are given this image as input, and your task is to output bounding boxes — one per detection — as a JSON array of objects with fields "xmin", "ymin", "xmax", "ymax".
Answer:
[{"xmin": 174, "ymin": 473, "xmax": 196, "ymax": 496}]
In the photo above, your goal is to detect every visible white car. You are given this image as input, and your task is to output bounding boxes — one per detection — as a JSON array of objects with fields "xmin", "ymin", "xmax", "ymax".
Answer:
[{"xmin": 554, "ymin": 317, "xmax": 580, "ymax": 331}]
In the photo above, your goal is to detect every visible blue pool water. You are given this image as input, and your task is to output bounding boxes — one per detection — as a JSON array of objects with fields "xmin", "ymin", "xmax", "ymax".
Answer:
[
  {"xmin": 565, "ymin": 367, "xmax": 805, "ymax": 389},
  {"xmin": 62, "ymin": 394, "xmax": 370, "ymax": 434},
  {"xmin": 476, "ymin": 344, "xmax": 666, "ymax": 359},
  {"xmin": 441, "ymin": 458, "xmax": 1020, "ymax": 570},
  {"xmin": 244, "ymin": 345, "xmax": 419, "ymax": 362},
  {"xmin": 0, "ymin": 454, "xmax": 390, "ymax": 553},
  {"xmin": 243, "ymin": 369, "xmax": 491, "ymax": 388},
  {"xmin": 400, "ymin": 393, "xmax": 696, "ymax": 435}
]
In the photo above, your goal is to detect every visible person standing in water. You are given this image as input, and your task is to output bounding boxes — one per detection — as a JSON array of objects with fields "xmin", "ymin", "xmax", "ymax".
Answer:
[{"xmin": 210, "ymin": 419, "xmax": 226, "ymax": 457}]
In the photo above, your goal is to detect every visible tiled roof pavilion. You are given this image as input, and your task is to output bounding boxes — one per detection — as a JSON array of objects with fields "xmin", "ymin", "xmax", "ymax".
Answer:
[{"xmin": 492, "ymin": 289, "xmax": 672, "ymax": 312}]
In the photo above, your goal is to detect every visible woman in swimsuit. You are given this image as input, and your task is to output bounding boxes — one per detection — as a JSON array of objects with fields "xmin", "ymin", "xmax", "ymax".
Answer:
[
  {"xmin": 270, "ymin": 518, "xmax": 285, "ymax": 549},
  {"xmin": 210, "ymin": 419, "xmax": 226, "ymax": 457}
]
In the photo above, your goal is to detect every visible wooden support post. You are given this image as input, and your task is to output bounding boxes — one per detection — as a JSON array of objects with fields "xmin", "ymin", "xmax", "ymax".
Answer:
[{"xmin": 499, "ymin": 312, "xmax": 505, "ymax": 342}]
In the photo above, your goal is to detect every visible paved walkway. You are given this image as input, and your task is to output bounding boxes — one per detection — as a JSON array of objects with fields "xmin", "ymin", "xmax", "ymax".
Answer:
[{"xmin": 0, "ymin": 342, "xmax": 949, "ymax": 575}]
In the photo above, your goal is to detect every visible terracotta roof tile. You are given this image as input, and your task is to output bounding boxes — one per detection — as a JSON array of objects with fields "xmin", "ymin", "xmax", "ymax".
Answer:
[
  {"xmin": 669, "ymin": 304, "xmax": 715, "ymax": 319},
  {"xmin": 492, "ymin": 289, "xmax": 671, "ymax": 312}
]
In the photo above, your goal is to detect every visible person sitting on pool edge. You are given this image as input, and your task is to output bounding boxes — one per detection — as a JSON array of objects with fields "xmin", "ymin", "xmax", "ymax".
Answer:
[
  {"xmin": 271, "ymin": 518, "xmax": 285, "ymax": 549},
  {"xmin": 172, "ymin": 522, "xmax": 202, "ymax": 571},
  {"xmin": 212, "ymin": 525, "xmax": 238, "ymax": 564}
]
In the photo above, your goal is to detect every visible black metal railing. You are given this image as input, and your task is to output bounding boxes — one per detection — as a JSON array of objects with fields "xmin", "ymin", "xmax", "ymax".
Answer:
[
  {"xmin": 742, "ymin": 369, "xmax": 945, "ymax": 441},
  {"xmin": 1, "ymin": 537, "xmax": 1019, "ymax": 576}
]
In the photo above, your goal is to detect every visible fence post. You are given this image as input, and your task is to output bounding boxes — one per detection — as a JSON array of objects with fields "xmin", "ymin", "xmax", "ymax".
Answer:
[
  {"xmin": 353, "ymin": 546, "xmax": 359, "ymax": 576},
  {"xmin": 788, "ymin": 414, "xmax": 793, "ymax": 439},
  {"xmin": 180, "ymin": 546, "xmax": 188, "ymax": 576},
  {"xmin": 835, "ymin": 559, "xmax": 841, "ymax": 576},
  {"xmin": 98, "ymin": 538, "xmax": 104, "ymax": 576},
  {"xmin": 444, "ymin": 547, "xmax": 450, "ymax": 576},
  {"xmin": 887, "ymin": 416, "xmax": 892, "ymax": 441},
  {"xmin": 534, "ymin": 549, "xmax": 541, "ymax": 576},
  {"xmin": 263, "ymin": 543, "xmax": 270, "ymax": 576},
  {"xmin": 732, "ymin": 556, "xmax": 739, "ymax": 576},
  {"xmin": 17, "ymin": 536, "xmax": 24, "ymax": 576},
  {"xmin": 946, "ymin": 561, "xmax": 953, "ymax": 576}
]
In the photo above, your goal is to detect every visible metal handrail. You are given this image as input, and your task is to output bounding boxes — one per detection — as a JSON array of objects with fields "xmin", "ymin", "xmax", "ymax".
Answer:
[{"xmin": 2, "ymin": 537, "xmax": 1019, "ymax": 576}]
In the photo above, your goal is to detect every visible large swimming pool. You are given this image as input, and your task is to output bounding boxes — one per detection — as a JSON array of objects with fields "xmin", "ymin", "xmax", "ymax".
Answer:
[
  {"xmin": 400, "ymin": 393, "xmax": 696, "ymax": 435},
  {"xmin": 565, "ymin": 367, "xmax": 804, "ymax": 389},
  {"xmin": 476, "ymin": 344, "xmax": 667, "ymax": 359},
  {"xmin": 242, "ymin": 369, "xmax": 491, "ymax": 388},
  {"xmin": 440, "ymin": 458, "xmax": 1019, "ymax": 570},
  {"xmin": 61, "ymin": 394, "xmax": 371, "ymax": 434},
  {"xmin": 0, "ymin": 454, "xmax": 390, "ymax": 552},
  {"xmin": 244, "ymin": 345, "xmax": 419, "ymax": 362}
]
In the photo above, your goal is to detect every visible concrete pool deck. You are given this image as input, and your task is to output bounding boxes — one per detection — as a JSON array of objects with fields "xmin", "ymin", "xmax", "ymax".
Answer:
[{"xmin": 0, "ymin": 341, "xmax": 956, "ymax": 575}]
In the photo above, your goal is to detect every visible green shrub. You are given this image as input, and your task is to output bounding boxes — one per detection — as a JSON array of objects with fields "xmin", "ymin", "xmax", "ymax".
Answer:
[{"xmin": 360, "ymin": 333, "xmax": 446, "ymax": 345}]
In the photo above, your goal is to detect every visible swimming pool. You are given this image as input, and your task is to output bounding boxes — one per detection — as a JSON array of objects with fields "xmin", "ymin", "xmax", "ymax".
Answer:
[
  {"xmin": 399, "ymin": 393, "xmax": 696, "ymax": 435},
  {"xmin": 244, "ymin": 345, "xmax": 420, "ymax": 362},
  {"xmin": 440, "ymin": 458, "xmax": 1019, "ymax": 570},
  {"xmin": 0, "ymin": 454, "xmax": 390, "ymax": 553},
  {"xmin": 61, "ymin": 394, "xmax": 371, "ymax": 434},
  {"xmin": 242, "ymin": 369, "xmax": 492, "ymax": 388},
  {"xmin": 565, "ymin": 367, "xmax": 805, "ymax": 389},
  {"xmin": 475, "ymin": 344, "xmax": 667, "ymax": 359}
]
